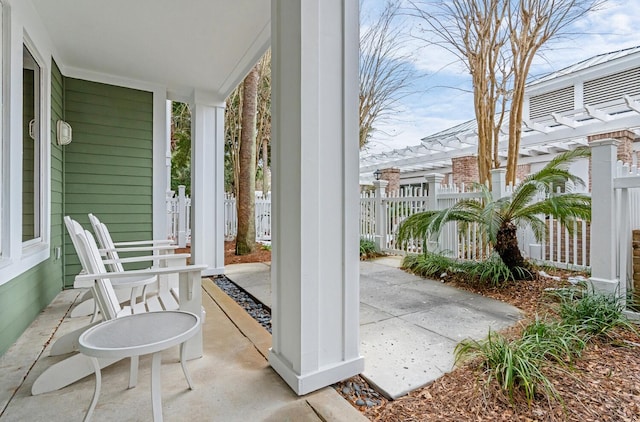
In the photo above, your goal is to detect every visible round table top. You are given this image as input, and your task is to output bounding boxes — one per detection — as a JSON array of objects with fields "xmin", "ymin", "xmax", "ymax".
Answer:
[{"xmin": 79, "ymin": 311, "xmax": 200, "ymax": 359}]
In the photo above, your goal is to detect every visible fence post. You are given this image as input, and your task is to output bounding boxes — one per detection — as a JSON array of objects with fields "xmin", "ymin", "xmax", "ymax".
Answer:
[
  {"xmin": 425, "ymin": 173, "xmax": 444, "ymax": 209},
  {"xmin": 166, "ymin": 190, "xmax": 175, "ymax": 239},
  {"xmin": 425, "ymin": 174, "xmax": 444, "ymax": 251},
  {"xmin": 490, "ymin": 168, "xmax": 507, "ymax": 201},
  {"xmin": 177, "ymin": 185, "xmax": 187, "ymax": 248},
  {"xmin": 373, "ymin": 180, "xmax": 388, "ymax": 251},
  {"xmin": 589, "ymin": 139, "xmax": 620, "ymax": 296}
]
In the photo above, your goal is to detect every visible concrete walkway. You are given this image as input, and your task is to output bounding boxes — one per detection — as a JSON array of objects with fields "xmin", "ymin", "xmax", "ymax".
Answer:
[
  {"xmin": 0, "ymin": 279, "xmax": 366, "ymax": 422},
  {"xmin": 226, "ymin": 256, "xmax": 522, "ymax": 399}
]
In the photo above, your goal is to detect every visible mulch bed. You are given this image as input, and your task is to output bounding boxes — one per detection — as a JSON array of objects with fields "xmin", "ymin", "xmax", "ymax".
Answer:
[
  {"xmin": 224, "ymin": 240, "xmax": 271, "ymax": 264},
  {"xmin": 357, "ymin": 269, "xmax": 640, "ymax": 421}
]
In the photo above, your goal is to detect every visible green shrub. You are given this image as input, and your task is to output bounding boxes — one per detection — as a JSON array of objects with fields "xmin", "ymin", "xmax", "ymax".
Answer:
[
  {"xmin": 459, "ymin": 254, "xmax": 532, "ymax": 287},
  {"xmin": 455, "ymin": 331, "xmax": 557, "ymax": 404},
  {"xmin": 401, "ymin": 252, "xmax": 456, "ymax": 278},
  {"xmin": 359, "ymin": 238, "xmax": 379, "ymax": 259},
  {"xmin": 520, "ymin": 317, "xmax": 585, "ymax": 364},
  {"xmin": 403, "ymin": 252, "xmax": 535, "ymax": 286},
  {"xmin": 558, "ymin": 292, "xmax": 635, "ymax": 338}
]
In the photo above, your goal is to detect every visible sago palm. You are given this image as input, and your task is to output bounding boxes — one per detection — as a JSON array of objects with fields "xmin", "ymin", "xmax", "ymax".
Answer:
[{"xmin": 397, "ymin": 148, "xmax": 592, "ymax": 279}]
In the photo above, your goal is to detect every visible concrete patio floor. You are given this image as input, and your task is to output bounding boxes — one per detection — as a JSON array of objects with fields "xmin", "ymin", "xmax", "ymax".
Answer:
[
  {"xmin": 226, "ymin": 256, "xmax": 523, "ymax": 399},
  {"xmin": 0, "ymin": 279, "xmax": 366, "ymax": 422}
]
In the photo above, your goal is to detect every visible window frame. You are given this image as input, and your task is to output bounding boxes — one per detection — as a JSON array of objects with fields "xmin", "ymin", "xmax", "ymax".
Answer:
[
  {"xmin": 22, "ymin": 41, "xmax": 44, "ymax": 248},
  {"xmin": 0, "ymin": 18, "xmax": 52, "ymax": 286}
]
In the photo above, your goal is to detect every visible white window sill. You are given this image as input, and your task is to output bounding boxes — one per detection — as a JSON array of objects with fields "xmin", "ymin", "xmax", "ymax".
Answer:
[{"xmin": 0, "ymin": 243, "xmax": 50, "ymax": 286}]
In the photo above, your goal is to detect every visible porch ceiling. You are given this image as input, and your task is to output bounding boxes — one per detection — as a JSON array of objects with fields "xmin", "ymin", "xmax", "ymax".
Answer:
[{"xmin": 30, "ymin": 0, "xmax": 270, "ymax": 100}]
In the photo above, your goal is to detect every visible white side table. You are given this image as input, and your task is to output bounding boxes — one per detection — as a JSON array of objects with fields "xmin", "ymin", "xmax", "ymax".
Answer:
[{"xmin": 78, "ymin": 311, "xmax": 200, "ymax": 422}]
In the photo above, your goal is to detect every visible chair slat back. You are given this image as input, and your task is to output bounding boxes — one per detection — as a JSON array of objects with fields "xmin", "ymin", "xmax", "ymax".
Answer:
[
  {"xmin": 64, "ymin": 216, "xmax": 91, "ymax": 273},
  {"xmin": 75, "ymin": 229, "xmax": 122, "ymax": 320},
  {"xmin": 88, "ymin": 213, "xmax": 124, "ymax": 272}
]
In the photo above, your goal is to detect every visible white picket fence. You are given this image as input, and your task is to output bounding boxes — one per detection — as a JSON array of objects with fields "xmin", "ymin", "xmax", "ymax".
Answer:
[
  {"xmin": 168, "ymin": 182, "xmax": 591, "ymax": 269},
  {"xmin": 166, "ymin": 186, "xmax": 191, "ymax": 247},
  {"xmin": 362, "ymin": 171, "xmax": 592, "ymax": 270},
  {"xmin": 167, "ymin": 159, "xmax": 640, "ymax": 275},
  {"xmin": 613, "ymin": 160, "xmax": 640, "ymax": 295},
  {"xmin": 224, "ymin": 193, "xmax": 272, "ymax": 242},
  {"xmin": 167, "ymin": 188, "xmax": 272, "ymax": 245}
]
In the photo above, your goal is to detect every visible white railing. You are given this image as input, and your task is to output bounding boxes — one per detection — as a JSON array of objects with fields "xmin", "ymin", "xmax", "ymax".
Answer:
[
  {"xmin": 613, "ymin": 160, "xmax": 640, "ymax": 297},
  {"xmin": 168, "ymin": 175, "xmax": 600, "ymax": 272},
  {"xmin": 168, "ymin": 189, "xmax": 271, "ymax": 245},
  {"xmin": 166, "ymin": 185, "xmax": 191, "ymax": 247}
]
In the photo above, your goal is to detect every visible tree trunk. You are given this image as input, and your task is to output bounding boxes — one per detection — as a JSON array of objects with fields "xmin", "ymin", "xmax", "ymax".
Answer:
[
  {"xmin": 236, "ymin": 66, "xmax": 259, "ymax": 255},
  {"xmin": 494, "ymin": 221, "xmax": 534, "ymax": 279}
]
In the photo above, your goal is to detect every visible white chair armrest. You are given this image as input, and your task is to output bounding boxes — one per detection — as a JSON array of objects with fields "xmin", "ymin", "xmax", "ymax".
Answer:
[
  {"xmin": 99, "ymin": 245, "xmax": 178, "ymax": 254},
  {"xmin": 76, "ymin": 265, "xmax": 207, "ymax": 298},
  {"xmin": 102, "ymin": 253, "xmax": 190, "ymax": 265},
  {"xmin": 113, "ymin": 240, "xmax": 176, "ymax": 247},
  {"xmin": 75, "ymin": 265, "xmax": 207, "ymax": 281}
]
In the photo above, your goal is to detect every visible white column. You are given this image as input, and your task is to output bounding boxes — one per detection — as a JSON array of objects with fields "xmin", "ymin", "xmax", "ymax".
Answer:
[
  {"xmin": 490, "ymin": 168, "xmax": 507, "ymax": 201},
  {"xmin": 152, "ymin": 89, "xmax": 170, "ymax": 241},
  {"xmin": 190, "ymin": 93, "xmax": 225, "ymax": 276},
  {"xmin": 589, "ymin": 139, "xmax": 619, "ymax": 295},
  {"xmin": 269, "ymin": 0, "xmax": 363, "ymax": 395}
]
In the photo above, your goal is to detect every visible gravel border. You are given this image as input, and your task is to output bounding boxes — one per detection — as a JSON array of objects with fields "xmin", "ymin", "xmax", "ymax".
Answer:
[
  {"xmin": 213, "ymin": 275, "xmax": 272, "ymax": 333},
  {"xmin": 213, "ymin": 274, "xmax": 383, "ymax": 410}
]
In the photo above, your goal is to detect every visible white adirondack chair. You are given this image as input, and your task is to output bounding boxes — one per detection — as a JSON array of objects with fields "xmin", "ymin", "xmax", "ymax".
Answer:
[
  {"xmin": 65, "ymin": 216, "xmax": 163, "ymax": 322},
  {"xmin": 49, "ymin": 217, "xmax": 191, "ymax": 359},
  {"xmin": 70, "ymin": 215, "xmax": 182, "ymax": 318},
  {"xmin": 88, "ymin": 213, "xmax": 184, "ymax": 312},
  {"xmin": 31, "ymin": 229, "xmax": 206, "ymax": 396}
]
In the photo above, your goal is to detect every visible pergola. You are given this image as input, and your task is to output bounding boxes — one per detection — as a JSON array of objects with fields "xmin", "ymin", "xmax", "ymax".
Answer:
[{"xmin": 360, "ymin": 47, "xmax": 640, "ymax": 184}]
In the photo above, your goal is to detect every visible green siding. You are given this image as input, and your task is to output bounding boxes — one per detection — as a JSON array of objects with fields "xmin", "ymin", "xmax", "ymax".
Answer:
[
  {"xmin": 0, "ymin": 65, "xmax": 155, "ymax": 356},
  {"xmin": 0, "ymin": 264, "xmax": 62, "ymax": 355},
  {"xmin": 63, "ymin": 78, "xmax": 153, "ymax": 287},
  {"xmin": 0, "ymin": 61, "xmax": 65, "ymax": 356}
]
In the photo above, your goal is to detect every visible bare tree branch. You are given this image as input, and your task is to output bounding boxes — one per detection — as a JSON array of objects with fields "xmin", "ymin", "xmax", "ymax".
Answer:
[
  {"xmin": 360, "ymin": 0, "xmax": 418, "ymax": 149},
  {"xmin": 410, "ymin": 0, "xmax": 603, "ymax": 185}
]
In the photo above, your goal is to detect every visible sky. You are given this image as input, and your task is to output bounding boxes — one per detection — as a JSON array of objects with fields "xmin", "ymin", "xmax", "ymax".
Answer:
[{"xmin": 360, "ymin": 0, "xmax": 640, "ymax": 155}]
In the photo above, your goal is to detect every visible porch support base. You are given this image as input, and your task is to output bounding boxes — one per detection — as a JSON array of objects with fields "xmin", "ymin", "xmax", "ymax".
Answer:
[
  {"xmin": 269, "ymin": 351, "xmax": 364, "ymax": 396},
  {"xmin": 589, "ymin": 277, "xmax": 622, "ymax": 297}
]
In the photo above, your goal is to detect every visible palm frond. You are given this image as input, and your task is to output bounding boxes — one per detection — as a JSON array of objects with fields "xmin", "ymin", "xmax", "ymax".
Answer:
[
  {"xmin": 543, "ymin": 148, "xmax": 591, "ymax": 172},
  {"xmin": 396, "ymin": 210, "xmax": 439, "ymax": 245},
  {"xmin": 479, "ymin": 199, "xmax": 504, "ymax": 243},
  {"xmin": 519, "ymin": 194, "xmax": 591, "ymax": 222},
  {"xmin": 396, "ymin": 199, "xmax": 485, "ymax": 246}
]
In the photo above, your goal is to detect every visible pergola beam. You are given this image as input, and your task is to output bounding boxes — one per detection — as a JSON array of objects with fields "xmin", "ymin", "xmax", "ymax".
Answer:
[
  {"xmin": 585, "ymin": 105, "xmax": 612, "ymax": 122},
  {"xmin": 552, "ymin": 112, "xmax": 578, "ymax": 128}
]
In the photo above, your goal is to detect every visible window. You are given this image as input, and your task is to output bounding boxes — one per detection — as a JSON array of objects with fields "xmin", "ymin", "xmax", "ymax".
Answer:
[
  {"xmin": 0, "ymin": 12, "xmax": 52, "ymax": 286},
  {"xmin": 22, "ymin": 44, "xmax": 41, "ymax": 244}
]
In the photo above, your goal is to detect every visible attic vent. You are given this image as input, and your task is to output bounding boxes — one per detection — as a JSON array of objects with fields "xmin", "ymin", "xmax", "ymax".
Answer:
[
  {"xmin": 584, "ymin": 66, "xmax": 640, "ymax": 105},
  {"xmin": 529, "ymin": 86, "xmax": 574, "ymax": 119}
]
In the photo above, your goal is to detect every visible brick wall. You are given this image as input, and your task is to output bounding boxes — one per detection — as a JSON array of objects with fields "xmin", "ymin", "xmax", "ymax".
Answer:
[
  {"xmin": 380, "ymin": 168, "xmax": 400, "ymax": 195},
  {"xmin": 451, "ymin": 156, "xmax": 479, "ymax": 186},
  {"xmin": 543, "ymin": 220, "xmax": 591, "ymax": 267},
  {"xmin": 516, "ymin": 163, "xmax": 531, "ymax": 184}
]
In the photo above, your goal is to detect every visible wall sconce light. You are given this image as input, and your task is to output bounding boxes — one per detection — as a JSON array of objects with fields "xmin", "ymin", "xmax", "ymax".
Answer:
[
  {"xmin": 56, "ymin": 120, "xmax": 72, "ymax": 145},
  {"xmin": 373, "ymin": 169, "xmax": 382, "ymax": 181}
]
